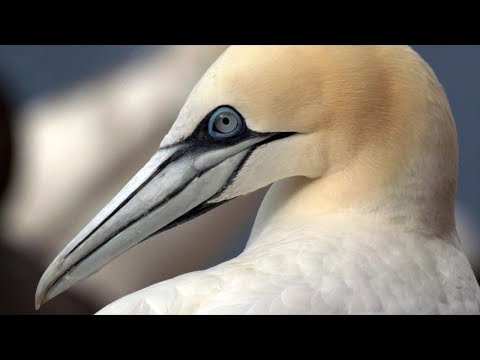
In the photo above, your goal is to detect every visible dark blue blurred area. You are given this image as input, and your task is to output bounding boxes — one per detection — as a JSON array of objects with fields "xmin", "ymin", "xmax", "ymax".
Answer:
[
  {"xmin": 0, "ymin": 45, "xmax": 478, "ymax": 220},
  {"xmin": 412, "ymin": 46, "xmax": 480, "ymax": 221},
  {"xmin": 0, "ymin": 45, "xmax": 148, "ymax": 108}
]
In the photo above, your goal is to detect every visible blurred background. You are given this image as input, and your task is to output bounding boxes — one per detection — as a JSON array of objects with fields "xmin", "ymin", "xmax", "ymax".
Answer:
[{"xmin": 0, "ymin": 45, "xmax": 478, "ymax": 314}]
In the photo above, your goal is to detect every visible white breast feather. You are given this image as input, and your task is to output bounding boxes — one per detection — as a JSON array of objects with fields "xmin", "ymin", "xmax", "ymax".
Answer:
[{"xmin": 98, "ymin": 221, "xmax": 480, "ymax": 315}]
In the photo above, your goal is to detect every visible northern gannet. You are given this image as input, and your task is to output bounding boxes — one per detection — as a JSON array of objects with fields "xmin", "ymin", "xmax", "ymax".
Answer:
[{"xmin": 36, "ymin": 45, "xmax": 480, "ymax": 314}]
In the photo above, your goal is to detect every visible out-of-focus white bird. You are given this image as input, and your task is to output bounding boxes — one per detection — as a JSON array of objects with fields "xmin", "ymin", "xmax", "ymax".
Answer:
[{"xmin": 36, "ymin": 46, "xmax": 480, "ymax": 314}]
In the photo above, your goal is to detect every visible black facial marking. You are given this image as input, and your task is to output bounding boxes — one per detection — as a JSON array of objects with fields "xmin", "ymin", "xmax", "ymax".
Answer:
[
  {"xmin": 48, "ymin": 105, "xmax": 296, "ymax": 293},
  {"xmin": 151, "ymin": 130, "xmax": 294, "ymax": 238},
  {"xmin": 64, "ymin": 148, "xmax": 184, "ymax": 258}
]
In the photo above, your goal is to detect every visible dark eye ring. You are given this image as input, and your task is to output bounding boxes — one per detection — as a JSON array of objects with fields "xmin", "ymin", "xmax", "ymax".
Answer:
[{"xmin": 208, "ymin": 106, "xmax": 244, "ymax": 139}]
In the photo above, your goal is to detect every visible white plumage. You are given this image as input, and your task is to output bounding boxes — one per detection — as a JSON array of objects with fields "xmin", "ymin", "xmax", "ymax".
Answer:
[
  {"xmin": 37, "ymin": 45, "xmax": 480, "ymax": 314},
  {"xmin": 99, "ymin": 213, "xmax": 479, "ymax": 314}
]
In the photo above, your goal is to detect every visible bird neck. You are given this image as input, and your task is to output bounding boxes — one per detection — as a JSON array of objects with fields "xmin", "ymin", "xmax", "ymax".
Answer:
[
  {"xmin": 247, "ymin": 171, "xmax": 459, "ymax": 251},
  {"xmin": 247, "ymin": 117, "xmax": 459, "ymax": 250},
  {"xmin": 243, "ymin": 47, "xmax": 459, "ymax": 251}
]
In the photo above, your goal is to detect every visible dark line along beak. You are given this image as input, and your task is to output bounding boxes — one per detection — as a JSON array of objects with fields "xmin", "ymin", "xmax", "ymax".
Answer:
[{"xmin": 35, "ymin": 132, "xmax": 292, "ymax": 309}]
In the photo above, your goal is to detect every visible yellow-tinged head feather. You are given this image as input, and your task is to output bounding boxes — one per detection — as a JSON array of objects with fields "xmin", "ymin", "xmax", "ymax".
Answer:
[{"xmin": 168, "ymin": 45, "xmax": 458, "ymax": 239}]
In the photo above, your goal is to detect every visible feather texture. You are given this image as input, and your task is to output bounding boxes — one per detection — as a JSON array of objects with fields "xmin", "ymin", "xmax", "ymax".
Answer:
[{"xmin": 99, "ymin": 216, "xmax": 480, "ymax": 314}]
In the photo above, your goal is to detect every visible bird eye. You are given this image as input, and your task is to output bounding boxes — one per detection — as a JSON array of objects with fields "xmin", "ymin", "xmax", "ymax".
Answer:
[{"xmin": 208, "ymin": 107, "xmax": 244, "ymax": 139}]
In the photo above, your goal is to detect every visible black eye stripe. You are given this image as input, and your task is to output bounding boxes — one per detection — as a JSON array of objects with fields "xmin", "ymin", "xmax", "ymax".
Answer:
[{"xmin": 164, "ymin": 105, "xmax": 295, "ymax": 151}]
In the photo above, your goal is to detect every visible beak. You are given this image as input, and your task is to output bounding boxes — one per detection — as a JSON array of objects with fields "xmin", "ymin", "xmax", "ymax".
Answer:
[{"xmin": 35, "ymin": 133, "xmax": 288, "ymax": 309}]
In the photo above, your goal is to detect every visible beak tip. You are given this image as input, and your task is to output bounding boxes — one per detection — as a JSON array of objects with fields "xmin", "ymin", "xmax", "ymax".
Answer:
[
  {"xmin": 35, "ymin": 277, "xmax": 51, "ymax": 310},
  {"xmin": 35, "ymin": 287, "xmax": 45, "ymax": 310}
]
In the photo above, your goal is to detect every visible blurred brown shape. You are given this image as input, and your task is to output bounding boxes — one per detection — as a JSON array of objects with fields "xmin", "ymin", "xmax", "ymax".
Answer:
[
  {"xmin": 0, "ymin": 77, "xmax": 95, "ymax": 314},
  {"xmin": 0, "ymin": 242, "xmax": 94, "ymax": 314}
]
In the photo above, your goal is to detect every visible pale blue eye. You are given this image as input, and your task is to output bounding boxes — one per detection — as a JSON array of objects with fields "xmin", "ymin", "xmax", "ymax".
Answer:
[{"xmin": 208, "ymin": 107, "xmax": 244, "ymax": 139}]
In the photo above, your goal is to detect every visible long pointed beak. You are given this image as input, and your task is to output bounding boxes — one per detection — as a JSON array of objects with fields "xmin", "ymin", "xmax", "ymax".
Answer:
[{"xmin": 35, "ymin": 134, "xmax": 276, "ymax": 309}]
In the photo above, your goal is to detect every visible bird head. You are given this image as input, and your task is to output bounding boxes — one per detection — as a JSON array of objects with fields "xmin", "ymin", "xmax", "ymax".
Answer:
[{"xmin": 36, "ymin": 45, "xmax": 458, "ymax": 308}]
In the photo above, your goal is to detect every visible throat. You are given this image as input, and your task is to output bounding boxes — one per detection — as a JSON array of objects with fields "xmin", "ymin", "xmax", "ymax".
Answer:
[{"xmin": 247, "ymin": 168, "xmax": 458, "ymax": 250}]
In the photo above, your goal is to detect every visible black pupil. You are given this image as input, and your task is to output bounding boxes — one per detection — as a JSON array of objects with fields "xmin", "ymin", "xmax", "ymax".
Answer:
[{"xmin": 222, "ymin": 117, "xmax": 230, "ymax": 125}]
